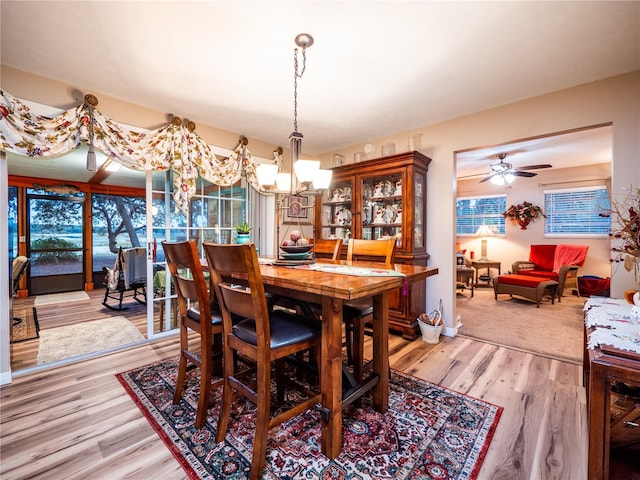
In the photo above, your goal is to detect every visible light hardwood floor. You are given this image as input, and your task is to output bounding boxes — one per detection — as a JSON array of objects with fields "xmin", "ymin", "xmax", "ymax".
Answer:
[{"xmin": 2, "ymin": 292, "xmax": 587, "ymax": 479}]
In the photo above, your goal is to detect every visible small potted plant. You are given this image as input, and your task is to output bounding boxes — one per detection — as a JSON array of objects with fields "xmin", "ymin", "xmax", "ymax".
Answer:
[{"xmin": 235, "ymin": 221, "xmax": 252, "ymax": 244}]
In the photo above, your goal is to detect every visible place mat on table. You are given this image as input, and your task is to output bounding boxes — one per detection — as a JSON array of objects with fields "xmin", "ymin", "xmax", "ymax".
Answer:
[{"xmin": 293, "ymin": 263, "xmax": 406, "ymax": 277}]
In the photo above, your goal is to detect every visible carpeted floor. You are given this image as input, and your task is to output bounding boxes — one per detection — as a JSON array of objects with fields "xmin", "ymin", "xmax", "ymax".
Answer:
[
  {"xmin": 37, "ymin": 316, "xmax": 145, "ymax": 364},
  {"xmin": 34, "ymin": 290, "xmax": 90, "ymax": 307},
  {"xmin": 117, "ymin": 356, "xmax": 503, "ymax": 480},
  {"xmin": 456, "ymin": 285, "xmax": 585, "ymax": 364}
]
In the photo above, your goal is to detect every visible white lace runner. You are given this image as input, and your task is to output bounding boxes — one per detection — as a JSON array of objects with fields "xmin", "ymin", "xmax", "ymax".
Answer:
[{"xmin": 584, "ymin": 296, "xmax": 640, "ymax": 353}]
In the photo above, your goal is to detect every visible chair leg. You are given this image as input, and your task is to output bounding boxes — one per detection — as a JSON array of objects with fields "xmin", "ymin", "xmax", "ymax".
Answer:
[
  {"xmin": 195, "ymin": 341, "xmax": 213, "ymax": 429},
  {"xmin": 275, "ymin": 358, "xmax": 286, "ymax": 402},
  {"xmin": 216, "ymin": 347, "xmax": 236, "ymax": 443},
  {"xmin": 173, "ymin": 327, "xmax": 189, "ymax": 405},
  {"xmin": 344, "ymin": 316, "xmax": 355, "ymax": 365},
  {"xmin": 250, "ymin": 362, "xmax": 271, "ymax": 480},
  {"xmin": 352, "ymin": 316, "xmax": 365, "ymax": 382}
]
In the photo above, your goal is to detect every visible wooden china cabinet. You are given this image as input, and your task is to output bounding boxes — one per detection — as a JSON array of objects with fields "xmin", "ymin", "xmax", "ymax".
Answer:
[{"xmin": 314, "ymin": 151, "xmax": 432, "ymax": 339}]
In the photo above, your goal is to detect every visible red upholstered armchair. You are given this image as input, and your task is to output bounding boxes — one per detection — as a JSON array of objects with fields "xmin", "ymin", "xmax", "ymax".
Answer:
[{"xmin": 512, "ymin": 244, "xmax": 589, "ymax": 301}]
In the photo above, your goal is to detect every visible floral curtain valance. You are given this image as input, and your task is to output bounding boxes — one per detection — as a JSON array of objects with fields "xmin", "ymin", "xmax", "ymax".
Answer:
[{"xmin": 0, "ymin": 89, "xmax": 265, "ymax": 213}]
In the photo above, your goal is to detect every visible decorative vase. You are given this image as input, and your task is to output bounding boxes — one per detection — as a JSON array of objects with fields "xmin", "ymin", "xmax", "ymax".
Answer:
[
  {"xmin": 236, "ymin": 233, "xmax": 251, "ymax": 244},
  {"xmin": 516, "ymin": 217, "xmax": 531, "ymax": 230}
]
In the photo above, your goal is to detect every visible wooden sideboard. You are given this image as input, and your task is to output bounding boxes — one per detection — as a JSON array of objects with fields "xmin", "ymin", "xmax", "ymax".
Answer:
[{"xmin": 583, "ymin": 302, "xmax": 640, "ymax": 479}]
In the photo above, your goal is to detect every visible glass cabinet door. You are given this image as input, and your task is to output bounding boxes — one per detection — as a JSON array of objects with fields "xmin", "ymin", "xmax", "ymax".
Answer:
[
  {"xmin": 320, "ymin": 179, "xmax": 353, "ymax": 243},
  {"xmin": 361, "ymin": 172, "xmax": 404, "ymax": 248},
  {"xmin": 414, "ymin": 172, "xmax": 425, "ymax": 249}
]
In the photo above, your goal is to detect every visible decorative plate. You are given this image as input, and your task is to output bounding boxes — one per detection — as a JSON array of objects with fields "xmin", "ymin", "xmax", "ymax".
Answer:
[{"xmin": 280, "ymin": 245, "xmax": 313, "ymax": 254}]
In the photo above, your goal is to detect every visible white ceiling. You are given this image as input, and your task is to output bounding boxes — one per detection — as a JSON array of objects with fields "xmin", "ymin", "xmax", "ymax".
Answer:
[
  {"xmin": 456, "ymin": 125, "xmax": 613, "ymax": 181},
  {"xmin": 1, "ymin": 2, "xmax": 637, "ymax": 184}
]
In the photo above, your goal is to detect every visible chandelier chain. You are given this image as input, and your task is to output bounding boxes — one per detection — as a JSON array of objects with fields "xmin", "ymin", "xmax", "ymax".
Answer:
[{"xmin": 293, "ymin": 46, "xmax": 307, "ymax": 133}]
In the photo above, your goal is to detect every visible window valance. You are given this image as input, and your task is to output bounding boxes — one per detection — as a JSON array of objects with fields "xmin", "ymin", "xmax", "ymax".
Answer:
[{"xmin": 0, "ymin": 90, "xmax": 264, "ymax": 213}]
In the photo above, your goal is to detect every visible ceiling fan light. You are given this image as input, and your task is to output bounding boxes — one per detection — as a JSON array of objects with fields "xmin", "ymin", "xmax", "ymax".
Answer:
[
  {"xmin": 504, "ymin": 173, "xmax": 516, "ymax": 183},
  {"xmin": 490, "ymin": 175, "xmax": 505, "ymax": 186}
]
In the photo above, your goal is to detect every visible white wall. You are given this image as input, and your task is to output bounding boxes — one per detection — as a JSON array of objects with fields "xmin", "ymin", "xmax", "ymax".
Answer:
[
  {"xmin": 321, "ymin": 71, "xmax": 640, "ymax": 333},
  {"xmin": 1, "ymin": 153, "xmax": 11, "ymax": 385}
]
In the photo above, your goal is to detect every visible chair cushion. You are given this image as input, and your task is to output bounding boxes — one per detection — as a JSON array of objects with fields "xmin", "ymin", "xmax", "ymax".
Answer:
[
  {"xmin": 186, "ymin": 301, "xmax": 223, "ymax": 325},
  {"xmin": 232, "ymin": 311, "xmax": 321, "ymax": 348},
  {"xmin": 515, "ymin": 270, "xmax": 559, "ymax": 282},
  {"xmin": 343, "ymin": 298, "xmax": 373, "ymax": 318},
  {"xmin": 529, "ymin": 245, "xmax": 557, "ymax": 272},
  {"xmin": 497, "ymin": 274, "xmax": 553, "ymax": 288}
]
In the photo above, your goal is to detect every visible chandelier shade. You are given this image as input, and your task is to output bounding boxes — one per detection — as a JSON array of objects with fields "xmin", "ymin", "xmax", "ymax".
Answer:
[{"xmin": 254, "ymin": 33, "xmax": 332, "ymax": 195}]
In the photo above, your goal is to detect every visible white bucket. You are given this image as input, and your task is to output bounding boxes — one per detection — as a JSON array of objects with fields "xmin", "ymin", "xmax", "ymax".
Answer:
[{"xmin": 418, "ymin": 320, "xmax": 443, "ymax": 344}]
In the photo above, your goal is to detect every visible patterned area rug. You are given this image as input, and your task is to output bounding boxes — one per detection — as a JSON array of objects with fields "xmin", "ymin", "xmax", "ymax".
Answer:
[
  {"xmin": 10, "ymin": 306, "xmax": 39, "ymax": 343},
  {"xmin": 117, "ymin": 356, "xmax": 502, "ymax": 479}
]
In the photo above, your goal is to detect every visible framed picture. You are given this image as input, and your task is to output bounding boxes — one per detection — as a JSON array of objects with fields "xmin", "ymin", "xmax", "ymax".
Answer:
[{"xmin": 283, "ymin": 195, "xmax": 311, "ymax": 224}]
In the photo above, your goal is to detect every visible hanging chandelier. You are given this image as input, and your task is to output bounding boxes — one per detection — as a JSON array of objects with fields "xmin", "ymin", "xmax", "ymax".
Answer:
[{"xmin": 256, "ymin": 33, "xmax": 332, "ymax": 194}]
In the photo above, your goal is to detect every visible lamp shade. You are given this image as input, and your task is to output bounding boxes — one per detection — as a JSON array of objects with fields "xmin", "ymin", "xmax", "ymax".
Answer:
[
  {"xmin": 490, "ymin": 175, "xmax": 505, "ymax": 186},
  {"xmin": 293, "ymin": 159, "xmax": 320, "ymax": 184},
  {"xmin": 314, "ymin": 169, "xmax": 333, "ymax": 190},
  {"xmin": 256, "ymin": 163, "xmax": 278, "ymax": 187},
  {"xmin": 475, "ymin": 224, "xmax": 494, "ymax": 237},
  {"xmin": 276, "ymin": 172, "xmax": 292, "ymax": 192}
]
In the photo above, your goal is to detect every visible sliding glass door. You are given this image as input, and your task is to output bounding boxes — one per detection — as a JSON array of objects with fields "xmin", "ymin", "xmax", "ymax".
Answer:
[{"xmin": 27, "ymin": 189, "xmax": 85, "ymax": 295}]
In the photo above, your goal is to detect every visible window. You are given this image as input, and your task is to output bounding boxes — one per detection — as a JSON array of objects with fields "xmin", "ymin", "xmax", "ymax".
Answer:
[
  {"xmin": 456, "ymin": 195, "xmax": 506, "ymax": 235},
  {"xmin": 544, "ymin": 186, "xmax": 610, "ymax": 236},
  {"xmin": 92, "ymin": 193, "xmax": 147, "ymax": 272}
]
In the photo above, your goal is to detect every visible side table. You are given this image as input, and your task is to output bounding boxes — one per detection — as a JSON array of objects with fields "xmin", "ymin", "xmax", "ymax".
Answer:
[
  {"xmin": 471, "ymin": 260, "xmax": 501, "ymax": 286},
  {"xmin": 456, "ymin": 266, "xmax": 475, "ymax": 297}
]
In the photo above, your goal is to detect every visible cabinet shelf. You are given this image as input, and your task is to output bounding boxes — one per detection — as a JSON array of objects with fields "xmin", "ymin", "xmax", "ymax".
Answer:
[
  {"xmin": 364, "ymin": 195, "xmax": 403, "ymax": 203},
  {"xmin": 363, "ymin": 223, "xmax": 402, "ymax": 227}
]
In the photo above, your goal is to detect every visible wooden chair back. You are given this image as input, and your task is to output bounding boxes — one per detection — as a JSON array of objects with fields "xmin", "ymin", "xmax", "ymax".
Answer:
[
  {"xmin": 203, "ymin": 242, "xmax": 271, "ymax": 352},
  {"xmin": 162, "ymin": 241, "xmax": 211, "ymax": 323},
  {"xmin": 346, "ymin": 238, "xmax": 395, "ymax": 264},
  {"xmin": 313, "ymin": 238, "xmax": 342, "ymax": 261}
]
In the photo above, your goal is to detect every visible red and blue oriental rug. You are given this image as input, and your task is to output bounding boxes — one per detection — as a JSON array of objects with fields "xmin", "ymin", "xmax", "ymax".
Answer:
[{"xmin": 117, "ymin": 357, "xmax": 502, "ymax": 479}]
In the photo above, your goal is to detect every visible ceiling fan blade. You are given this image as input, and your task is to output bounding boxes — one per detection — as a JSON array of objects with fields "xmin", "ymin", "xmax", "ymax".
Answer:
[
  {"xmin": 512, "ymin": 171, "xmax": 537, "ymax": 177},
  {"xmin": 517, "ymin": 164, "xmax": 552, "ymax": 170},
  {"xmin": 457, "ymin": 172, "xmax": 487, "ymax": 180},
  {"xmin": 479, "ymin": 174, "xmax": 495, "ymax": 183}
]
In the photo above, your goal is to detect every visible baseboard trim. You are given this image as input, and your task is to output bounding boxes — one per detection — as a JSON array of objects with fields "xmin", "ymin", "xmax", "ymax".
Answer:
[{"xmin": 0, "ymin": 370, "xmax": 13, "ymax": 385}]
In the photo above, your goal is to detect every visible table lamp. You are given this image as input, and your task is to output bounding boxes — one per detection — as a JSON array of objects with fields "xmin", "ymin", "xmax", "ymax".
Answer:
[{"xmin": 475, "ymin": 224, "xmax": 494, "ymax": 261}]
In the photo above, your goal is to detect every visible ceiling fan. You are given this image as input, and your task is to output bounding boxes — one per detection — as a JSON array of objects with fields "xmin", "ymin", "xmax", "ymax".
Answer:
[{"xmin": 479, "ymin": 153, "xmax": 552, "ymax": 185}]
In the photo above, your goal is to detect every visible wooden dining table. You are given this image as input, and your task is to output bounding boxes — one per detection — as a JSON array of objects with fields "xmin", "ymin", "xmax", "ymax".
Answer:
[{"xmin": 254, "ymin": 259, "xmax": 439, "ymax": 459}]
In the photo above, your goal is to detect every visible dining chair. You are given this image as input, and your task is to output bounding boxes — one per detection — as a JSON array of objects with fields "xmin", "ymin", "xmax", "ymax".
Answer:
[
  {"xmin": 313, "ymin": 237, "xmax": 342, "ymax": 261},
  {"xmin": 344, "ymin": 237, "xmax": 396, "ymax": 382},
  {"xmin": 162, "ymin": 240, "xmax": 223, "ymax": 429},
  {"xmin": 203, "ymin": 242, "xmax": 322, "ymax": 480}
]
